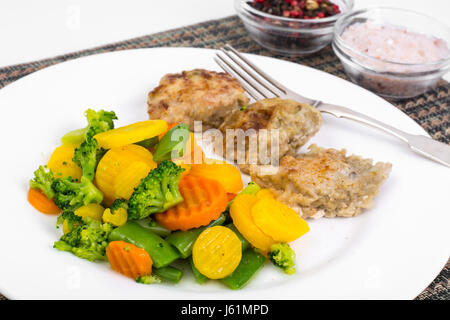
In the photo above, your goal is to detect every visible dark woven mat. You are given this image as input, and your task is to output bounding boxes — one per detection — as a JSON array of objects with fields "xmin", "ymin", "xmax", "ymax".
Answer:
[{"xmin": 0, "ymin": 15, "xmax": 448, "ymax": 300}]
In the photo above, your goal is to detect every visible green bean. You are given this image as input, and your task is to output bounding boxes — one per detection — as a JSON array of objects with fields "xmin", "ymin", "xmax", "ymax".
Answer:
[
  {"xmin": 189, "ymin": 256, "xmax": 208, "ymax": 284},
  {"xmin": 221, "ymin": 249, "xmax": 266, "ymax": 290},
  {"xmin": 153, "ymin": 266, "xmax": 183, "ymax": 283},
  {"xmin": 165, "ymin": 214, "xmax": 226, "ymax": 258},
  {"xmin": 225, "ymin": 223, "xmax": 250, "ymax": 251},
  {"xmin": 108, "ymin": 221, "xmax": 180, "ymax": 268}
]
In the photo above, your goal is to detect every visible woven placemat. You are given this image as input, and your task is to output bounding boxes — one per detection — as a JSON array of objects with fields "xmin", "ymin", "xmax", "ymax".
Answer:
[{"xmin": 0, "ymin": 15, "xmax": 448, "ymax": 300}]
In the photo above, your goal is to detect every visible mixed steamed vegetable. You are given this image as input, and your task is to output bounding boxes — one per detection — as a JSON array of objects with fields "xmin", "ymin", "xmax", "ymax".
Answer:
[{"xmin": 28, "ymin": 109, "xmax": 310, "ymax": 289}]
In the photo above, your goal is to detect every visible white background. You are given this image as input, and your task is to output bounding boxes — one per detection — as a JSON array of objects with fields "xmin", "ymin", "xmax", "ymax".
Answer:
[{"xmin": 0, "ymin": 0, "xmax": 449, "ymax": 67}]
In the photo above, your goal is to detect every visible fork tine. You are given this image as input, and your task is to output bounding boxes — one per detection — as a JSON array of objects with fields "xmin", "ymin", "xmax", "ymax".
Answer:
[
  {"xmin": 224, "ymin": 45, "xmax": 287, "ymax": 95},
  {"xmin": 215, "ymin": 53, "xmax": 271, "ymax": 100},
  {"xmin": 219, "ymin": 48, "xmax": 283, "ymax": 98},
  {"xmin": 213, "ymin": 57, "xmax": 263, "ymax": 101}
]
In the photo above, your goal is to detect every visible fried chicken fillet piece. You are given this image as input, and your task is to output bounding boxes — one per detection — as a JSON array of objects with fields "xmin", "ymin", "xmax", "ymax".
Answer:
[
  {"xmin": 250, "ymin": 144, "xmax": 392, "ymax": 219},
  {"xmin": 218, "ymin": 98, "xmax": 322, "ymax": 173},
  {"xmin": 147, "ymin": 69, "xmax": 249, "ymax": 130}
]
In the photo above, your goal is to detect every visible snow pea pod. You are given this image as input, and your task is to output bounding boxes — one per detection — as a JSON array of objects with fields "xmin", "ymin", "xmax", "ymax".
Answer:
[
  {"xmin": 135, "ymin": 136, "xmax": 159, "ymax": 149},
  {"xmin": 136, "ymin": 219, "xmax": 172, "ymax": 237},
  {"xmin": 108, "ymin": 221, "xmax": 180, "ymax": 268},
  {"xmin": 165, "ymin": 214, "xmax": 226, "ymax": 258},
  {"xmin": 153, "ymin": 124, "xmax": 190, "ymax": 162},
  {"xmin": 153, "ymin": 266, "xmax": 183, "ymax": 283},
  {"xmin": 220, "ymin": 249, "xmax": 266, "ymax": 290}
]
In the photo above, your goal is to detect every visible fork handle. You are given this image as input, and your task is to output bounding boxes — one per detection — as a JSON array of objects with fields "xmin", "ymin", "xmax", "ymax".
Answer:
[
  {"xmin": 316, "ymin": 102, "xmax": 411, "ymax": 143},
  {"xmin": 316, "ymin": 102, "xmax": 450, "ymax": 167}
]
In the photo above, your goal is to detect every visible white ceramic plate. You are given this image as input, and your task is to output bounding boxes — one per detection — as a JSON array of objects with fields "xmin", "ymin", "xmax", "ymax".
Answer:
[{"xmin": 0, "ymin": 48, "xmax": 448, "ymax": 300}]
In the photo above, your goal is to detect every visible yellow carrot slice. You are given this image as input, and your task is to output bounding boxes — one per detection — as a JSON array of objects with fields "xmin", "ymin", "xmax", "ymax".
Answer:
[
  {"xmin": 251, "ymin": 198, "xmax": 309, "ymax": 242},
  {"xmin": 74, "ymin": 203, "xmax": 105, "ymax": 221},
  {"xmin": 94, "ymin": 120, "xmax": 168, "ymax": 149},
  {"xmin": 102, "ymin": 208, "xmax": 128, "ymax": 227},
  {"xmin": 193, "ymin": 226, "xmax": 242, "ymax": 279},
  {"xmin": 95, "ymin": 144, "xmax": 156, "ymax": 206},
  {"xmin": 113, "ymin": 161, "xmax": 152, "ymax": 200},
  {"xmin": 47, "ymin": 144, "xmax": 82, "ymax": 180},
  {"xmin": 256, "ymin": 188, "xmax": 275, "ymax": 199},
  {"xmin": 229, "ymin": 194, "xmax": 276, "ymax": 253}
]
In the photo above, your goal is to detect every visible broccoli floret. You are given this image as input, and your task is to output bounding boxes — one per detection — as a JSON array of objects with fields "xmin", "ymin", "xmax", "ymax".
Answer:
[
  {"xmin": 72, "ymin": 109, "xmax": 116, "ymax": 181},
  {"xmin": 268, "ymin": 243, "xmax": 296, "ymax": 275},
  {"xmin": 136, "ymin": 275, "xmax": 162, "ymax": 285},
  {"xmin": 29, "ymin": 165, "xmax": 55, "ymax": 199},
  {"xmin": 128, "ymin": 160, "xmax": 184, "ymax": 220},
  {"xmin": 110, "ymin": 199, "xmax": 129, "ymax": 213},
  {"xmin": 54, "ymin": 217, "xmax": 114, "ymax": 261},
  {"xmin": 52, "ymin": 176, "xmax": 103, "ymax": 211},
  {"xmin": 72, "ymin": 135, "xmax": 103, "ymax": 181},
  {"xmin": 84, "ymin": 109, "xmax": 117, "ymax": 136},
  {"xmin": 56, "ymin": 210, "xmax": 83, "ymax": 231},
  {"xmin": 61, "ymin": 109, "xmax": 117, "ymax": 146}
]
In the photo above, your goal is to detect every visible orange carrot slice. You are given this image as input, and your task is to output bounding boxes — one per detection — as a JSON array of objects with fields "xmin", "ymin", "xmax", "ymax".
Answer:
[
  {"xmin": 106, "ymin": 241, "xmax": 153, "ymax": 279},
  {"xmin": 27, "ymin": 188, "xmax": 61, "ymax": 215},
  {"xmin": 154, "ymin": 175, "xmax": 228, "ymax": 231},
  {"xmin": 227, "ymin": 193, "xmax": 237, "ymax": 202}
]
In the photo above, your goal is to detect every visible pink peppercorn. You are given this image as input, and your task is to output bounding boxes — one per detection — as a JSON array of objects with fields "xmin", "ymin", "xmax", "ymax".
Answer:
[
  {"xmin": 317, "ymin": 12, "xmax": 325, "ymax": 18},
  {"xmin": 290, "ymin": 10, "xmax": 300, "ymax": 17},
  {"xmin": 283, "ymin": 10, "xmax": 291, "ymax": 17},
  {"xmin": 291, "ymin": 0, "xmax": 298, "ymax": 6}
]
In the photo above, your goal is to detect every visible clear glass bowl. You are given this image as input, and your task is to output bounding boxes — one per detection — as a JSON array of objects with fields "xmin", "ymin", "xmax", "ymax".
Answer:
[
  {"xmin": 332, "ymin": 7, "xmax": 450, "ymax": 99},
  {"xmin": 235, "ymin": 0, "xmax": 354, "ymax": 56}
]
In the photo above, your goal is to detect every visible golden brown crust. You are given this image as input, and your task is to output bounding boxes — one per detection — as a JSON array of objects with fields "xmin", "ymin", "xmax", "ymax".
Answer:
[
  {"xmin": 147, "ymin": 69, "xmax": 249, "ymax": 130},
  {"xmin": 250, "ymin": 144, "xmax": 392, "ymax": 219}
]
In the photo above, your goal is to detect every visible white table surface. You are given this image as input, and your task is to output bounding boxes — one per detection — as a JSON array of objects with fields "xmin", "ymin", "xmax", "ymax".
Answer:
[{"xmin": 0, "ymin": 0, "xmax": 449, "ymax": 68}]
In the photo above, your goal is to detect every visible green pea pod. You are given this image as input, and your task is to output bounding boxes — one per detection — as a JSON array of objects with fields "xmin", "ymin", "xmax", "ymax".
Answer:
[
  {"xmin": 146, "ymin": 221, "xmax": 172, "ymax": 237},
  {"xmin": 225, "ymin": 223, "xmax": 250, "ymax": 252},
  {"xmin": 153, "ymin": 266, "xmax": 183, "ymax": 283},
  {"xmin": 136, "ymin": 219, "xmax": 172, "ymax": 237},
  {"xmin": 165, "ymin": 214, "xmax": 226, "ymax": 258},
  {"xmin": 189, "ymin": 256, "xmax": 208, "ymax": 285},
  {"xmin": 221, "ymin": 249, "xmax": 266, "ymax": 290},
  {"xmin": 61, "ymin": 127, "xmax": 88, "ymax": 145},
  {"xmin": 108, "ymin": 221, "xmax": 180, "ymax": 268},
  {"xmin": 153, "ymin": 124, "xmax": 190, "ymax": 162},
  {"xmin": 135, "ymin": 136, "xmax": 159, "ymax": 149}
]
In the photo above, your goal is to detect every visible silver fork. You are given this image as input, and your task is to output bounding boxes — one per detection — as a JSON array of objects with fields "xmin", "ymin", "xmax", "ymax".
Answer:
[{"xmin": 214, "ymin": 44, "xmax": 450, "ymax": 168}]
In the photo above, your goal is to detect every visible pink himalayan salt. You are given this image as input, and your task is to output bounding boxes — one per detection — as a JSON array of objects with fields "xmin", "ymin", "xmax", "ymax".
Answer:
[{"xmin": 341, "ymin": 21, "xmax": 450, "ymax": 71}]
